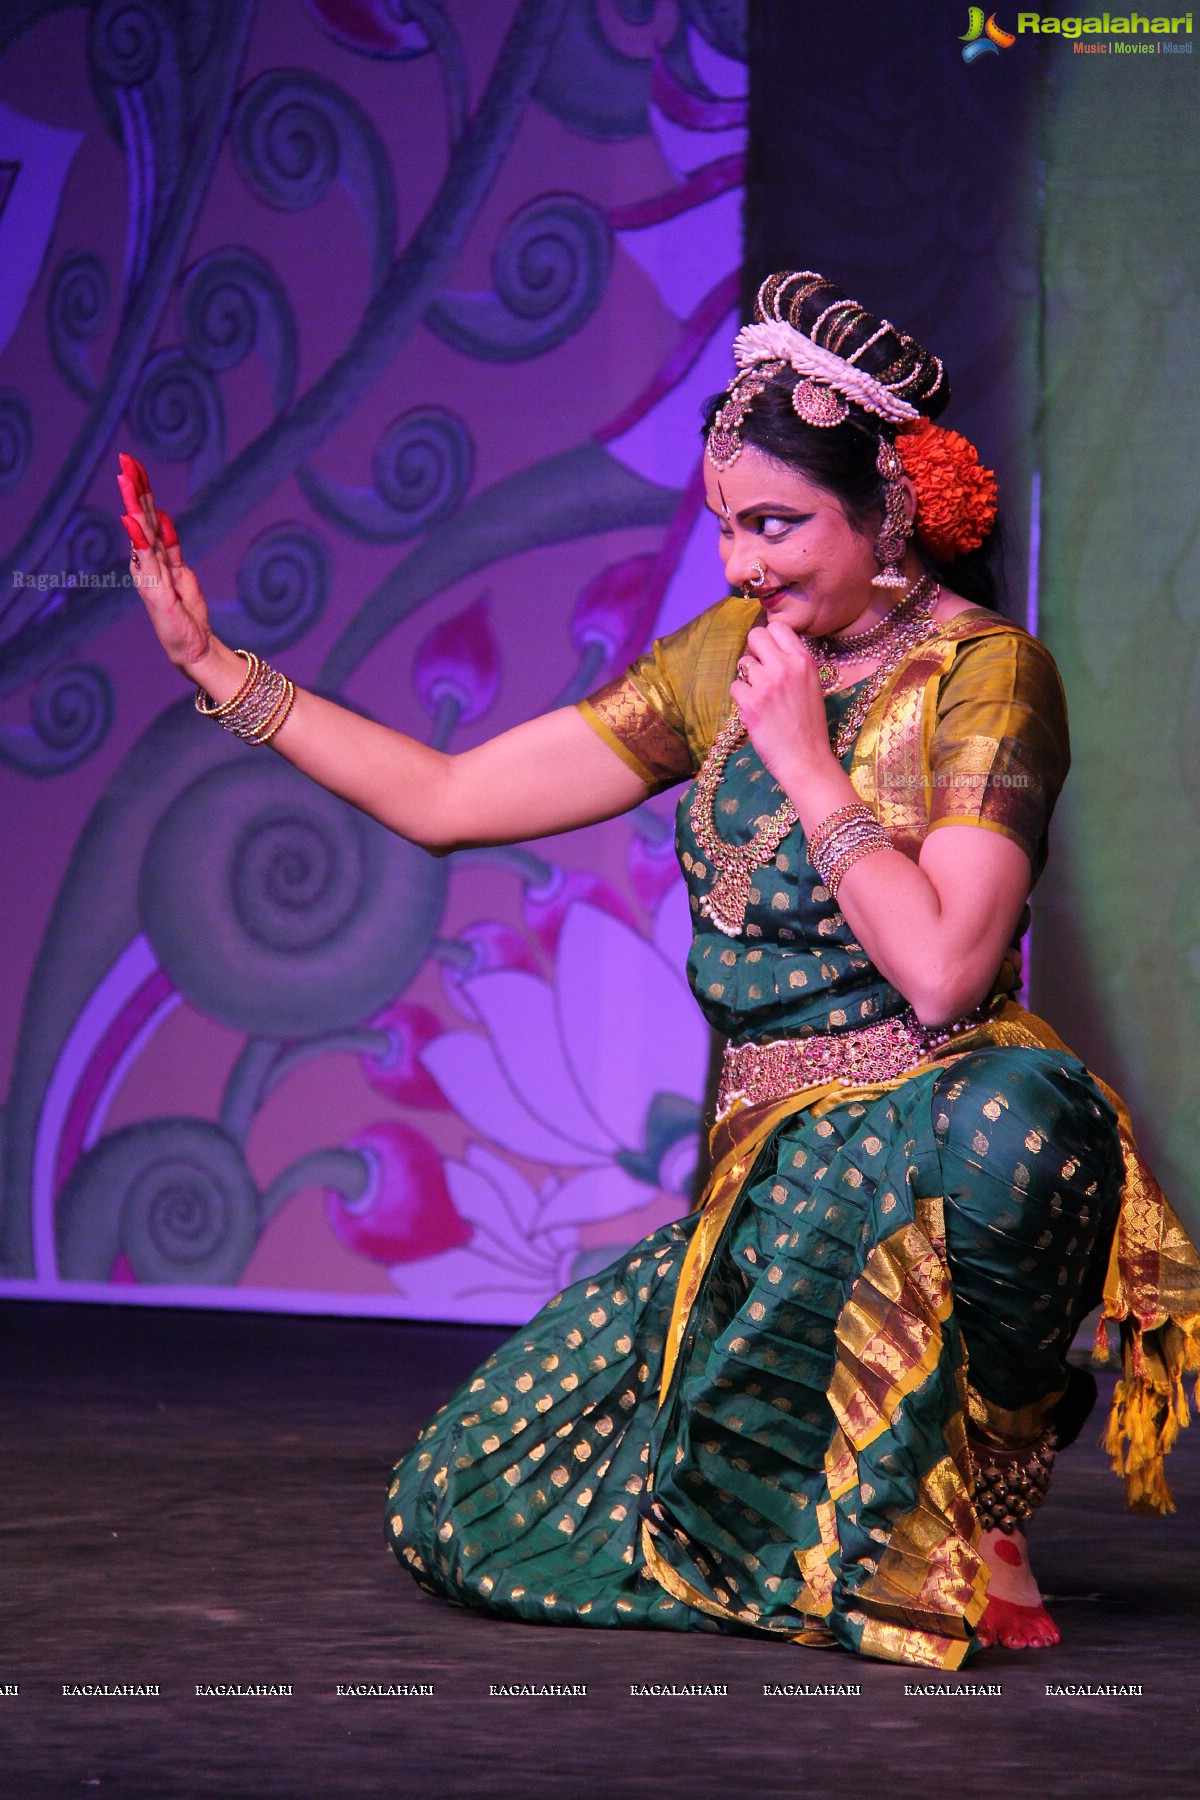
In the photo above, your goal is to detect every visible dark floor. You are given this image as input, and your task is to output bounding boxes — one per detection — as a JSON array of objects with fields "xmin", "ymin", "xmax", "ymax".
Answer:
[{"xmin": 0, "ymin": 1300, "xmax": 1197, "ymax": 1800}]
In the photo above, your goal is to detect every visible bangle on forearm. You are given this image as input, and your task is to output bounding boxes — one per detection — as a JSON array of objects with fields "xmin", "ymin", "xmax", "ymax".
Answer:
[
  {"xmin": 195, "ymin": 648, "xmax": 296, "ymax": 745},
  {"xmin": 808, "ymin": 800, "xmax": 892, "ymax": 897}
]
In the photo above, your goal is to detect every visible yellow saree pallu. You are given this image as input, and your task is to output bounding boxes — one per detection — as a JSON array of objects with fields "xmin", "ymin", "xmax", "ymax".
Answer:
[{"xmin": 386, "ymin": 600, "xmax": 1200, "ymax": 1665}]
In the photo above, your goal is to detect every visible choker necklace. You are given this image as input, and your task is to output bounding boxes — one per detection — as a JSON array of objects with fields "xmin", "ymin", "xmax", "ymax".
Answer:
[
  {"xmin": 807, "ymin": 575, "xmax": 938, "ymax": 692},
  {"xmin": 689, "ymin": 575, "xmax": 941, "ymax": 936}
]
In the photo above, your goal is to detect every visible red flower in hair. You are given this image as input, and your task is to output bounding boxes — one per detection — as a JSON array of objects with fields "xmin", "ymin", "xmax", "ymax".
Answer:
[{"xmin": 897, "ymin": 419, "xmax": 998, "ymax": 561}]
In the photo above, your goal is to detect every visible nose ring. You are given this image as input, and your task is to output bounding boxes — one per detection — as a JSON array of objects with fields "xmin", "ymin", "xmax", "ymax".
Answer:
[{"xmin": 748, "ymin": 562, "xmax": 766, "ymax": 589}]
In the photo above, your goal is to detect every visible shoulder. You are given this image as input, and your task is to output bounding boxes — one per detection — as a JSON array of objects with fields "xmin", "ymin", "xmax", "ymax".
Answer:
[
  {"xmin": 652, "ymin": 593, "xmax": 760, "ymax": 671},
  {"xmin": 928, "ymin": 612, "xmax": 1070, "ymax": 801},
  {"xmin": 932, "ymin": 609, "xmax": 1066, "ymax": 716},
  {"xmin": 650, "ymin": 595, "xmax": 760, "ymax": 760}
]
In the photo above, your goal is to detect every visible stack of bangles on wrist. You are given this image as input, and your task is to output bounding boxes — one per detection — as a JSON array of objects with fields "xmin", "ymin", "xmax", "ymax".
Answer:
[
  {"xmin": 194, "ymin": 649, "xmax": 295, "ymax": 745},
  {"xmin": 807, "ymin": 801, "xmax": 891, "ymax": 896}
]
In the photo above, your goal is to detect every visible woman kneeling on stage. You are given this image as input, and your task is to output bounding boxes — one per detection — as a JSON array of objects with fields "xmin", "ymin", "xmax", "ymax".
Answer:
[{"xmin": 122, "ymin": 268, "xmax": 1199, "ymax": 1668}]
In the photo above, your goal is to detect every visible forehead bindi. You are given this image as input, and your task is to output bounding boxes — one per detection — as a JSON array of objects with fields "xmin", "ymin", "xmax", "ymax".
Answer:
[{"xmin": 704, "ymin": 446, "xmax": 830, "ymax": 517}]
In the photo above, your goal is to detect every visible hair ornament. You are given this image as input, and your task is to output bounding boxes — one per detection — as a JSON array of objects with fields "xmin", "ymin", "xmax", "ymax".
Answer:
[
  {"xmin": 791, "ymin": 380, "xmax": 849, "ymax": 428},
  {"xmin": 896, "ymin": 419, "xmax": 999, "ymax": 560},
  {"xmin": 731, "ymin": 320, "xmax": 923, "ymax": 425},
  {"xmin": 707, "ymin": 360, "xmax": 786, "ymax": 470}
]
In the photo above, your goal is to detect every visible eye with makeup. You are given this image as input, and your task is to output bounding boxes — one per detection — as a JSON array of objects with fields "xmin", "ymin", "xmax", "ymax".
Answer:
[
  {"xmin": 713, "ymin": 510, "xmax": 809, "ymax": 541},
  {"xmin": 756, "ymin": 513, "xmax": 804, "ymax": 539}
]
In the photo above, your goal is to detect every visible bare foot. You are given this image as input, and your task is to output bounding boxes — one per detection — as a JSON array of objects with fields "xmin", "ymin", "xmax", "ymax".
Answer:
[{"xmin": 976, "ymin": 1527, "xmax": 1061, "ymax": 1649}]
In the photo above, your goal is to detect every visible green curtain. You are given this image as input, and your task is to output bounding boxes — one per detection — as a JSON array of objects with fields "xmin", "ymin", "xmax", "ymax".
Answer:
[{"xmin": 1034, "ymin": 55, "xmax": 1200, "ymax": 1230}]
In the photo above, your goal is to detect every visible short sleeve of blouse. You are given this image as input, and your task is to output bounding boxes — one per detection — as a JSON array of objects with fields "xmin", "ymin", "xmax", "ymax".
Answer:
[
  {"xmin": 576, "ymin": 596, "xmax": 756, "ymax": 792},
  {"xmin": 927, "ymin": 627, "xmax": 1069, "ymax": 881}
]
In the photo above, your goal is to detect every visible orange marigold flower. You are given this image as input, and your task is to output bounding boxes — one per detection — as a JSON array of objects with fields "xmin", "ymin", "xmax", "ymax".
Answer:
[{"xmin": 896, "ymin": 419, "xmax": 998, "ymax": 561}]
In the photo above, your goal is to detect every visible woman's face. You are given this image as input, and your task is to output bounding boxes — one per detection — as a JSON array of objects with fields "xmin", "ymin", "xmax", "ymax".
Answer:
[{"xmin": 703, "ymin": 442, "xmax": 907, "ymax": 638}]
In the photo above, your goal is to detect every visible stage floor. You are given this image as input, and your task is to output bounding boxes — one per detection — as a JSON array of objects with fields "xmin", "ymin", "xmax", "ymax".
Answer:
[{"xmin": 1, "ymin": 1300, "xmax": 1196, "ymax": 1798}]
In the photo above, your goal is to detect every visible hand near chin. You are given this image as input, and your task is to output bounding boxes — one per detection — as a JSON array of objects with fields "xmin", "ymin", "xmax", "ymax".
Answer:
[{"xmin": 731, "ymin": 620, "xmax": 834, "ymax": 788}]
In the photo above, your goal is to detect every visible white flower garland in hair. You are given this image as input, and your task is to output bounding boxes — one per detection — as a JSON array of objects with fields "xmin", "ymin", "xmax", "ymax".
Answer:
[{"xmin": 732, "ymin": 320, "xmax": 923, "ymax": 424}]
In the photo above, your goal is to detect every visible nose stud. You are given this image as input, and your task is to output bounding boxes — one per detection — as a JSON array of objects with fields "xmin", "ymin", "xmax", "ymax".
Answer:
[{"xmin": 742, "ymin": 560, "xmax": 767, "ymax": 598}]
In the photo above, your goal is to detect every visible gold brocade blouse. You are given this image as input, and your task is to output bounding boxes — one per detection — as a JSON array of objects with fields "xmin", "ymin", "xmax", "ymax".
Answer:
[{"xmin": 577, "ymin": 596, "xmax": 1070, "ymax": 881}]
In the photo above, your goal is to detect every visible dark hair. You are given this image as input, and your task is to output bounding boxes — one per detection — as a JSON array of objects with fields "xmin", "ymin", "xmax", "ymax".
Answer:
[{"xmin": 701, "ymin": 273, "xmax": 1004, "ymax": 610}]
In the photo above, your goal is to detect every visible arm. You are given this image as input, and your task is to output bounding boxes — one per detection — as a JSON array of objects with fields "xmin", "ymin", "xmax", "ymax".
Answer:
[
  {"xmin": 733, "ymin": 620, "xmax": 1031, "ymax": 1027},
  {"xmin": 184, "ymin": 637, "xmax": 648, "ymax": 849},
  {"xmin": 120, "ymin": 469, "xmax": 649, "ymax": 851}
]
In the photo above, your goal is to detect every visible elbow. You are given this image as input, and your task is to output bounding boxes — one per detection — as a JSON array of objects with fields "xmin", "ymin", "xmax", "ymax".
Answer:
[
  {"xmin": 410, "ymin": 826, "xmax": 459, "ymax": 857},
  {"xmin": 905, "ymin": 963, "xmax": 993, "ymax": 1029},
  {"xmin": 382, "ymin": 758, "xmax": 463, "ymax": 853},
  {"xmin": 366, "ymin": 805, "xmax": 458, "ymax": 855}
]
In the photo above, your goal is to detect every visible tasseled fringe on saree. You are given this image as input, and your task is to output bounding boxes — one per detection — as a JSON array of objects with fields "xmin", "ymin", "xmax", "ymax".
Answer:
[{"xmin": 1101, "ymin": 1317, "xmax": 1200, "ymax": 1515}]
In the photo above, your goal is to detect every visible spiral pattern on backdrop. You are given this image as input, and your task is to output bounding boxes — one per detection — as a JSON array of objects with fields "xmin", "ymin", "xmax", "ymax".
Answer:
[
  {"xmin": 138, "ymin": 758, "xmax": 448, "ymax": 1037},
  {"xmin": 129, "ymin": 347, "xmax": 225, "ymax": 475},
  {"xmin": 60, "ymin": 506, "xmax": 126, "ymax": 583},
  {"xmin": 182, "ymin": 247, "xmax": 268, "ymax": 367},
  {"xmin": 0, "ymin": 391, "xmax": 33, "ymax": 497},
  {"xmin": 425, "ymin": 194, "xmax": 612, "ymax": 362},
  {"xmin": 493, "ymin": 194, "xmax": 611, "ymax": 323},
  {"xmin": 231, "ymin": 811, "xmax": 364, "ymax": 955},
  {"xmin": 47, "ymin": 253, "xmax": 111, "ymax": 396},
  {"xmin": 234, "ymin": 71, "xmax": 341, "ymax": 210},
  {"xmin": 231, "ymin": 67, "xmax": 397, "ymax": 288},
  {"xmin": 31, "ymin": 663, "xmax": 114, "ymax": 759},
  {"xmin": 372, "ymin": 407, "xmax": 474, "ymax": 529},
  {"xmin": 55, "ymin": 1118, "xmax": 260, "ymax": 1284},
  {"xmin": 0, "ymin": 663, "xmax": 115, "ymax": 777},
  {"xmin": 181, "ymin": 246, "xmax": 298, "ymax": 407},
  {"xmin": 234, "ymin": 526, "xmax": 330, "ymax": 650},
  {"xmin": 88, "ymin": 0, "xmax": 163, "ymax": 87}
]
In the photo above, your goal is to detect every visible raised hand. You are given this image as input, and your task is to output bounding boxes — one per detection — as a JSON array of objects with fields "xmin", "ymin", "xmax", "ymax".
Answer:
[
  {"xmin": 117, "ymin": 456, "xmax": 214, "ymax": 676},
  {"xmin": 731, "ymin": 618, "xmax": 838, "ymax": 792}
]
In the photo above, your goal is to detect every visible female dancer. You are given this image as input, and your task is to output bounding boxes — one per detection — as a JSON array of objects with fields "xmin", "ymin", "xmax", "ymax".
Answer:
[{"xmin": 120, "ymin": 271, "xmax": 1199, "ymax": 1669}]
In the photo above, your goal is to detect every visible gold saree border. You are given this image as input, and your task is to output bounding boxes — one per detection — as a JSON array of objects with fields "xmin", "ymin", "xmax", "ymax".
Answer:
[
  {"xmin": 638, "ymin": 1519, "xmax": 833, "ymax": 1644},
  {"xmin": 648, "ymin": 992, "xmax": 1200, "ymax": 1647},
  {"xmin": 657, "ymin": 999, "xmax": 1025, "ymax": 1409},
  {"xmin": 656, "ymin": 1054, "xmax": 984, "ymax": 1406},
  {"xmin": 847, "ymin": 611, "xmax": 1014, "ymax": 858},
  {"xmin": 576, "ymin": 686, "xmax": 692, "ymax": 790},
  {"xmin": 827, "ymin": 1222, "xmax": 988, "ymax": 1659}
]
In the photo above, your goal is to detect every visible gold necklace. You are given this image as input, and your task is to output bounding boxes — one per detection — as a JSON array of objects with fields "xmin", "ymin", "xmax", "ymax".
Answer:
[
  {"xmin": 808, "ymin": 576, "xmax": 938, "ymax": 690},
  {"xmin": 689, "ymin": 579, "xmax": 941, "ymax": 937}
]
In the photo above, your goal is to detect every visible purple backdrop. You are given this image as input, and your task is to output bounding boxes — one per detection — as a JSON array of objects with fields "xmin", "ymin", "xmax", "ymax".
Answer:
[{"xmin": 0, "ymin": 0, "xmax": 747, "ymax": 1320}]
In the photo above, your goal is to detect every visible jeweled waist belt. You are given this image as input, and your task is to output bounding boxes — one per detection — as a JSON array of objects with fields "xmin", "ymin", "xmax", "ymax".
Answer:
[{"xmin": 716, "ymin": 1008, "xmax": 986, "ymax": 1120}]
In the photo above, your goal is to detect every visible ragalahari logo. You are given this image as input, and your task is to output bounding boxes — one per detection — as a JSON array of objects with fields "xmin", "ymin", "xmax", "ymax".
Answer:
[{"xmin": 961, "ymin": 7, "xmax": 1018, "ymax": 57}]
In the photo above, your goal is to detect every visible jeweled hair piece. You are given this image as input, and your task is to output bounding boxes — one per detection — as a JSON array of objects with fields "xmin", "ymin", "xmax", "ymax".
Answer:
[{"xmin": 706, "ymin": 272, "xmax": 945, "ymax": 471}]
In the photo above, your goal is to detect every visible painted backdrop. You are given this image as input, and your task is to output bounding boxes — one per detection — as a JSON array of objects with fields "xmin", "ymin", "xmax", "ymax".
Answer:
[{"xmin": 0, "ymin": 0, "xmax": 747, "ymax": 1320}]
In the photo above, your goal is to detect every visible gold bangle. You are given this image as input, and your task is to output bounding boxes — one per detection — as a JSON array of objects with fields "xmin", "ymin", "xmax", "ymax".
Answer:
[
  {"xmin": 249, "ymin": 678, "xmax": 295, "ymax": 746},
  {"xmin": 194, "ymin": 649, "xmax": 296, "ymax": 746},
  {"xmin": 195, "ymin": 648, "xmax": 259, "ymax": 718}
]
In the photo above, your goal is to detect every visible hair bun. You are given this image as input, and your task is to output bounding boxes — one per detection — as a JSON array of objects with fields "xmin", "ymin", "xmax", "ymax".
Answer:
[{"xmin": 753, "ymin": 270, "xmax": 950, "ymax": 421}]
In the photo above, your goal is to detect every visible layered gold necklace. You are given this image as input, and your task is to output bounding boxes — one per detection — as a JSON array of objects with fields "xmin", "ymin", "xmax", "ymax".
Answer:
[{"xmin": 689, "ymin": 576, "xmax": 940, "ymax": 937}]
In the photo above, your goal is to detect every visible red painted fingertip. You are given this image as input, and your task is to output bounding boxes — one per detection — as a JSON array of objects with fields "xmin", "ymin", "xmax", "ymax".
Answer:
[
  {"xmin": 119, "ymin": 451, "xmax": 150, "ymax": 494},
  {"xmin": 117, "ymin": 472, "xmax": 140, "ymax": 513},
  {"xmin": 157, "ymin": 509, "xmax": 179, "ymax": 549},
  {"xmin": 122, "ymin": 512, "xmax": 150, "ymax": 551}
]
